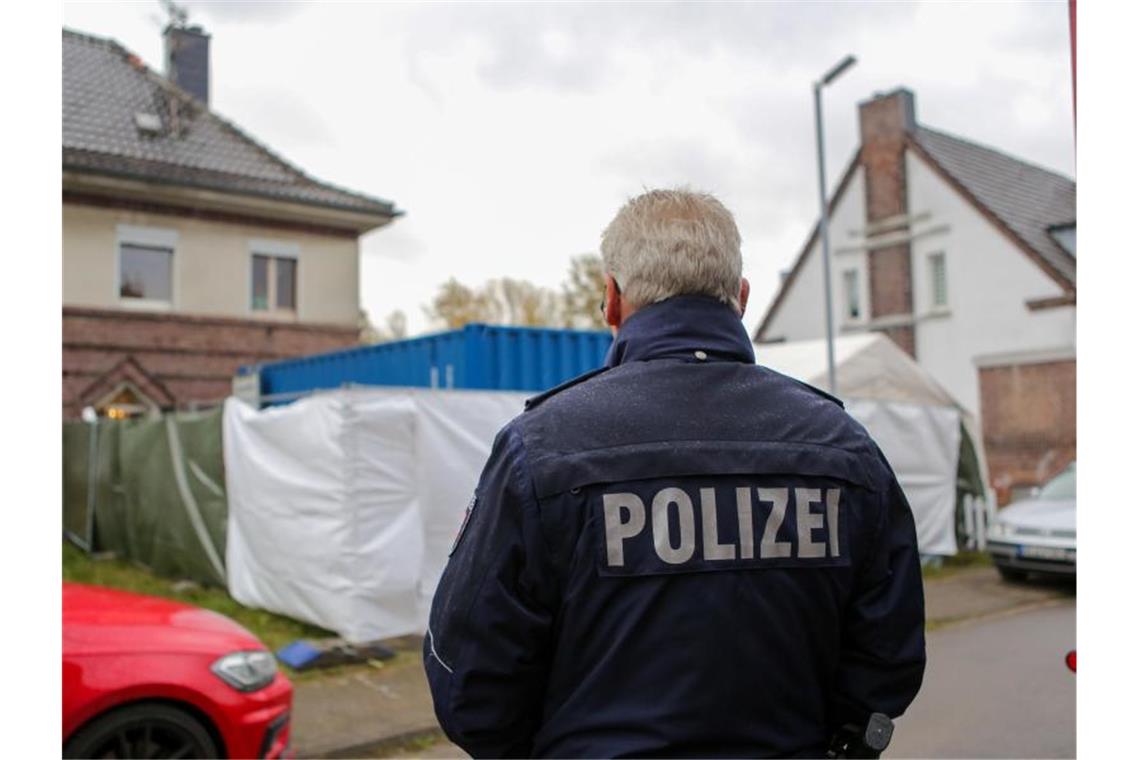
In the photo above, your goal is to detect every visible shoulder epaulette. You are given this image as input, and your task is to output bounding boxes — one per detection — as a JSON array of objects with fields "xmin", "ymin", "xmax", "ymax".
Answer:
[
  {"xmin": 757, "ymin": 364, "xmax": 846, "ymax": 408},
  {"xmin": 791, "ymin": 377, "xmax": 845, "ymax": 408},
  {"xmin": 524, "ymin": 367, "xmax": 609, "ymax": 411}
]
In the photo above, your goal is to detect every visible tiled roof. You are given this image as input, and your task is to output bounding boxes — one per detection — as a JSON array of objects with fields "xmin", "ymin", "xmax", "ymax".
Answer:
[
  {"xmin": 753, "ymin": 121, "xmax": 1076, "ymax": 341},
  {"xmin": 62, "ymin": 28, "xmax": 400, "ymax": 219},
  {"xmin": 911, "ymin": 126, "xmax": 1075, "ymax": 286}
]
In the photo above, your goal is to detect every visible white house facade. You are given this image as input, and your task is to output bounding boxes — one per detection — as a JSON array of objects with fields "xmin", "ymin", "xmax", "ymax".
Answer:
[
  {"xmin": 755, "ymin": 89, "xmax": 1075, "ymax": 497},
  {"xmin": 62, "ymin": 26, "xmax": 401, "ymax": 418}
]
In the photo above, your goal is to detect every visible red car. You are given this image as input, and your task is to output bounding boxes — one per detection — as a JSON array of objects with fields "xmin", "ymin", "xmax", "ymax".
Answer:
[{"xmin": 63, "ymin": 583, "xmax": 292, "ymax": 759}]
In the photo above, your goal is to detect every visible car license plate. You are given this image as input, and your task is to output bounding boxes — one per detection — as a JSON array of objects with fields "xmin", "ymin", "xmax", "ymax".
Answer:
[{"xmin": 1018, "ymin": 545, "xmax": 1071, "ymax": 561}]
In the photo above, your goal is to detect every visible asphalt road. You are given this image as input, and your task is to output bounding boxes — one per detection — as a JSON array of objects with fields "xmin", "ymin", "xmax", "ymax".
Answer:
[
  {"xmin": 379, "ymin": 585, "xmax": 1076, "ymax": 760},
  {"xmin": 887, "ymin": 598, "xmax": 1076, "ymax": 759}
]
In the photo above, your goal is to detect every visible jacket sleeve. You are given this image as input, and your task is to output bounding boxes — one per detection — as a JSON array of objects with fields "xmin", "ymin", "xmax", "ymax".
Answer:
[
  {"xmin": 423, "ymin": 424, "xmax": 556, "ymax": 759},
  {"xmin": 831, "ymin": 452, "xmax": 927, "ymax": 728}
]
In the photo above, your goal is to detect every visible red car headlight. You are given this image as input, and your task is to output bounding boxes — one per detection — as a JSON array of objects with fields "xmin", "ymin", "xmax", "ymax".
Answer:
[{"xmin": 210, "ymin": 650, "xmax": 278, "ymax": 692}]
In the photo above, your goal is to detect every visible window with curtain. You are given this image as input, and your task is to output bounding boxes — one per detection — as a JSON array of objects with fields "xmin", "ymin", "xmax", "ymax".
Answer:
[{"xmin": 119, "ymin": 243, "xmax": 173, "ymax": 302}]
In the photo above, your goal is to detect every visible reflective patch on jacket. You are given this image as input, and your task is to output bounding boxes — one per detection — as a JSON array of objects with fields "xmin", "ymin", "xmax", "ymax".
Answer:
[{"xmin": 596, "ymin": 477, "xmax": 851, "ymax": 577}]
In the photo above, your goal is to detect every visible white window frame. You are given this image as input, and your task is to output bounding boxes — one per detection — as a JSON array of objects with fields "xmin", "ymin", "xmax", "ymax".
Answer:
[
  {"xmin": 249, "ymin": 239, "xmax": 300, "ymax": 315},
  {"xmin": 841, "ymin": 268, "xmax": 862, "ymax": 323},
  {"xmin": 928, "ymin": 251, "xmax": 949, "ymax": 312},
  {"xmin": 115, "ymin": 224, "xmax": 178, "ymax": 310}
]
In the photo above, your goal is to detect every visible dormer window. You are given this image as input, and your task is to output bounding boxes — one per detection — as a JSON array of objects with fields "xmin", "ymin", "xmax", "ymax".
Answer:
[
  {"xmin": 1048, "ymin": 224, "xmax": 1076, "ymax": 258},
  {"xmin": 134, "ymin": 111, "xmax": 163, "ymax": 136}
]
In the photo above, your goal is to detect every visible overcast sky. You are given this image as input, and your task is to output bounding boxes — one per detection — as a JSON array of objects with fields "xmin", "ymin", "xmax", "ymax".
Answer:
[{"xmin": 62, "ymin": 1, "xmax": 1075, "ymax": 336}]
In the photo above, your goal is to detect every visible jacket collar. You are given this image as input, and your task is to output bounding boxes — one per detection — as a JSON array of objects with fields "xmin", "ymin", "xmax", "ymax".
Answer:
[{"xmin": 603, "ymin": 295, "xmax": 756, "ymax": 368}]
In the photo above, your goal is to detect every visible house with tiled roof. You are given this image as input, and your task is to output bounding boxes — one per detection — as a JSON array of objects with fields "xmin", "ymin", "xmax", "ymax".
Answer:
[
  {"xmin": 62, "ymin": 24, "xmax": 401, "ymax": 418},
  {"xmin": 753, "ymin": 89, "xmax": 1074, "ymax": 497}
]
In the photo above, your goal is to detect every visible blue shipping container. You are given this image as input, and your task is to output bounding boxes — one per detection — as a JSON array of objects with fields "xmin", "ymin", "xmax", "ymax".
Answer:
[{"xmin": 242, "ymin": 323, "xmax": 613, "ymax": 404}]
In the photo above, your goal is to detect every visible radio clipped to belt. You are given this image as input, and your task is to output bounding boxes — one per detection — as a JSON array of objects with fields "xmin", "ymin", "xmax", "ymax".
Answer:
[{"xmin": 826, "ymin": 712, "xmax": 895, "ymax": 759}]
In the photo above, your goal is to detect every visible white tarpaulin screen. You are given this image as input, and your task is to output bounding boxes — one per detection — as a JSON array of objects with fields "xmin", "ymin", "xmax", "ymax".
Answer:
[
  {"xmin": 224, "ymin": 345, "xmax": 970, "ymax": 641},
  {"xmin": 413, "ymin": 392, "xmax": 531, "ymax": 602},
  {"xmin": 758, "ymin": 333, "xmax": 972, "ymax": 557},
  {"xmin": 223, "ymin": 389, "xmax": 526, "ymax": 643},
  {"xmin": 846, "ymin": 400, "xmax": 960, "ymax": 556}
]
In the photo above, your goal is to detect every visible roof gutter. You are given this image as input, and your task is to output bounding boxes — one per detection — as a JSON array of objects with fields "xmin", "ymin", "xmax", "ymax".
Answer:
[{"xmin": 63, "ymin": 169, "xmax": 400, "ymax": 235}]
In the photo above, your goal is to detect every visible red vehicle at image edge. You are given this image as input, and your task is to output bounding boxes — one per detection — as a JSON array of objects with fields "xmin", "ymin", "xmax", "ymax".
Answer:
[{"xmin": 63, "ymin": 583, "xmax": 293, "ymax": 759}]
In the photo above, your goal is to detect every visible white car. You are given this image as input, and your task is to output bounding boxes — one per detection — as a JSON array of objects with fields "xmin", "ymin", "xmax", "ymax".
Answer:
[{"xmin": 986, "ymin": 463, "xmax": 1076, "ymax": 581}]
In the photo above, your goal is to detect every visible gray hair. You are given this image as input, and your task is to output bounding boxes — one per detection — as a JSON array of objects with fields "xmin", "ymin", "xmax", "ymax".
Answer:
[{"xmin": 600, "ymin": 188, "xmax": 743, "ymax": 311}]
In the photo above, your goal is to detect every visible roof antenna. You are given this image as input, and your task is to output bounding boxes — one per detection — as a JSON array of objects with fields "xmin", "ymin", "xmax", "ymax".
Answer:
[{"xmin": 159, "ymin": 0, "xmax": 190, "ymax": 29}]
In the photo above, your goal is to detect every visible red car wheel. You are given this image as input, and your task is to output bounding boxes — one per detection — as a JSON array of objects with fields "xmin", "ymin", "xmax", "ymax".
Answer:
[{"xmin": 63, "ymin": 702, "xmax": 220, "ymax": 759}]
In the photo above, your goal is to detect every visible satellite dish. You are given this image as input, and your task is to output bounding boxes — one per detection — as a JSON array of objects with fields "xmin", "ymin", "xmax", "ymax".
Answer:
[{"xmin": 81, "ymin": 406, "xmax": 98, "ymax": 423}]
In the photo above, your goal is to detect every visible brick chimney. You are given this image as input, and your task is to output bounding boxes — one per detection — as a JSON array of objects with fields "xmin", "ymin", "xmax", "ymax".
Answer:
[
  {"xmin": 859, "ymin": 88, "xmax": 917, "ymax": 357},
  {"xmin": 164, "ymin": 24, "xmax": 210, "ymax": 105}
]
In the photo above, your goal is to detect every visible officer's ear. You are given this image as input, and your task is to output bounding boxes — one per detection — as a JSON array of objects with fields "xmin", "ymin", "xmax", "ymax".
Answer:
[
  {"xmin": 738, "ymin": 277, "xmax": 751, "ymax": 318},
  {"xmin": 605, "ymin": 274, "xmax": 623, "ymax": 330}
]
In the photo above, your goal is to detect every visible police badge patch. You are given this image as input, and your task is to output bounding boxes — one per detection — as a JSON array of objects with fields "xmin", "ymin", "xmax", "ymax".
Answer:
[{"xmin": 449, "ymin": 494, "xmax": 477, "ymax": 556}]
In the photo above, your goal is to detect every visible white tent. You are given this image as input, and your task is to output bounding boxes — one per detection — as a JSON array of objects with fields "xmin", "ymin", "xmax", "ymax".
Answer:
[
  {"xmin": 223, "ymin": 335, "xmax": 986, "ymax": 642},
  {"xmin": 754, "ymin": 333, "xmax": 989, "ymax": 557},
  {"xmin": 223, "ymin": 388, "xmax": 529, "ymax": 643}
]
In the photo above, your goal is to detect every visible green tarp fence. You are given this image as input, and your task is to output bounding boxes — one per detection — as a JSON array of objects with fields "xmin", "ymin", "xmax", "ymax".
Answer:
[
  {"xmin": 62, "ymin": 408, "xmax": 229, "ymax": 587},
  {"xmin": 954, "ymin": 420, "xmax": 990, "ymax": 549}
]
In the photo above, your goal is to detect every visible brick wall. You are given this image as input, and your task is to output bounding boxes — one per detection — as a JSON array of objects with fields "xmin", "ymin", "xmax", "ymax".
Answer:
[
  {"xmin": 63, "ymin": 307, "xmax": 359, "ymax": 418},
  {"xmin": 859, "ymin": 88, "xmax": 915, "ymax": 220},
  {"xmin": 859, "ymin": 89, "xmax": 917, "ymax": 357},
  {"xmin": 978, "ymin": 358, "xmax": 1076, "ymax": 503},
  {"xmin": 868, "ymin": 243, "xmax": 915, "ymax": 319}
]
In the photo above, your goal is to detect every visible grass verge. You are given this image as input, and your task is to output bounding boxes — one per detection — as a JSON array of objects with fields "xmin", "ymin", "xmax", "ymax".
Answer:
[
  {"xmin": 921, "ymin": 550, "xmax": 992, "ymax": 581},
  {"xmin": 63, "ymin": 541, "xmax": 353, "ymax": 679},
  {"xmin": 331, "ymin": 727, "xmax": 449, "ymax": 759}
]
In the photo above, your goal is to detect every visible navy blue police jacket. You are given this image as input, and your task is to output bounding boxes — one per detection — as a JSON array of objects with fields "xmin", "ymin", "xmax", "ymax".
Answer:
[{"xmin": 424, "ymin": 295, "xmax": 926, "ymax": 758}]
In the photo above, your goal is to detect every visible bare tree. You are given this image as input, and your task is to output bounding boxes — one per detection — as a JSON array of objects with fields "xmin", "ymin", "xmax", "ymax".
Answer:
[
  {"xmin": 424, "ymin": 277, "xmax": 501, "ymax": 329},
  {"xmin": 560, "ymin": 254, "xmax": 607, "ymax": 329},
  {"xmin": 487, "ymin": 278, "xmax": 561, "ymax": 327},
  {"xmin": 385, "ymin": 310, "xmax": 408, "ymax": 340},
  {"xmin": 423, "ymin": 254, "xmax": 612, "ymax": 332},
  {"xmin": 360, "ymin": 308, "xmax": 410, "ymax": 344},
  {"xmin": 359, "ymin": 309, "xmax": 383, "ymax": 344}
]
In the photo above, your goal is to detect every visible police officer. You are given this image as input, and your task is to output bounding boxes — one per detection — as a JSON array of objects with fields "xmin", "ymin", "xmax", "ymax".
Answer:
[{"xmin": 424, "ymin": 188, "xmax": 926, "ymax": 758}]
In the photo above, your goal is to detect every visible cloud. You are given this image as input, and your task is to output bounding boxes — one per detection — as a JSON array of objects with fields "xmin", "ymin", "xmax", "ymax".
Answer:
[
  {"xmin": 362, "ymin": 220, "xmax": 428, "ymax": 264},
  {"xmin": 401, "ymin": 4, "xmax": 613, "ymax": 94},
  {"xmin": 185, "ymin": 0, "xmax": 302, "ymax": 25},
  {"xmin": 598, "ymin": 136, "xmax": 757, "ymax": 203},
  {"xmin": 224, "ymin": 85, "xmax": 332, "ymax": 146},
  {"xmin": 402, "ymin": 1, "xmax": 914, "ymax": 94}
]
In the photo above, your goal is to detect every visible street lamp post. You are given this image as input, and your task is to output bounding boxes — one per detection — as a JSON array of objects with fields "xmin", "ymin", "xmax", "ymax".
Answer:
[{"xmin": 813, "ymin": 54, "xmax": 856, "ymax": 395}]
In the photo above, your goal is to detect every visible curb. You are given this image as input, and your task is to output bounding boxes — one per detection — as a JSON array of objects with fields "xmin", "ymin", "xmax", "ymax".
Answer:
[{"xmin": 926, "ymin": 594, "xmax": 1073, "ymax": 633}]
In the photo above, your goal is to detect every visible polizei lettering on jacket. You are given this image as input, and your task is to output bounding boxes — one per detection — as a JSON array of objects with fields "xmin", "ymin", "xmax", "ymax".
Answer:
[{"xmin": 598, "ymin": 483, "xmax": 850, "ymax": 576}]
